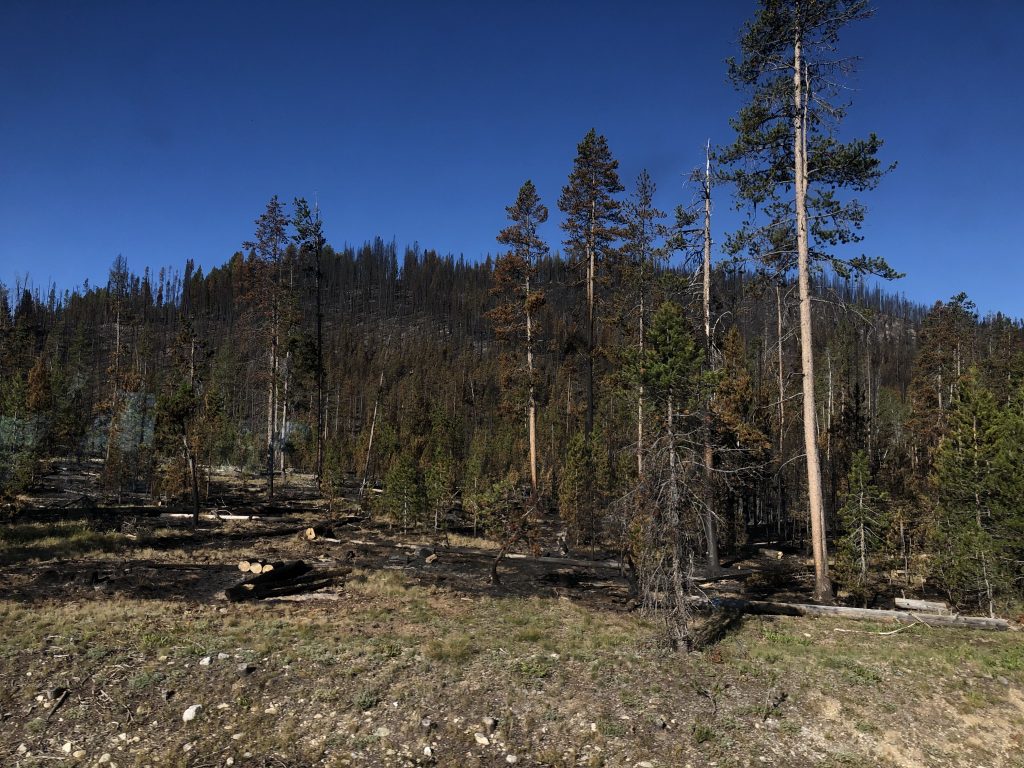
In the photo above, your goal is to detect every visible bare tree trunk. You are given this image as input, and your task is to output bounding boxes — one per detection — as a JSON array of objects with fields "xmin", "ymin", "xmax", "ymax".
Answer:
[
  {"xmin": 526, "ymin": 274, "xmax": 538, "ymax": 495},
  {"xmin": 360, "ymin": 368, "xmax": 385, "ymax": 497},
  {"xmin": 637, "ymin": 293, "xmax": 644, "ymax": 477},
  {"xmin": 585, "ymin": 199, "xmax": 596, "ymax": 438},
  {"xmin": 280, "ymin": 350, "xmax": 289, "ymax": 478},
  {"xmin": 184, "ymin": 435, "xmax": 200, "ymax": 527},
  {"xmin": 776, "ymin": 286, "xmax": 785, "ymax": 454},
  {"xmin": 267, "ymin": 321, "xmax": 277, "ymax": 501},
  {"xmin": 794, "ymin": 31, "xmax": 831, "ymax": 602},
  {"xmin": 315, "ymin": 244, "xmax": 324, "ymax": 491},
  {"xmin": 702, "ymin": 141, "xmax": 720, "ymax": 573}
]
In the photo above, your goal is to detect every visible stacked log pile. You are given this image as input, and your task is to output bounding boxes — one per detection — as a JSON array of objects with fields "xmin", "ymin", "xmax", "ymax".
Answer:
[{"xmin": 225, "ymin": 560, "xmax": 351, "ymax": 602}]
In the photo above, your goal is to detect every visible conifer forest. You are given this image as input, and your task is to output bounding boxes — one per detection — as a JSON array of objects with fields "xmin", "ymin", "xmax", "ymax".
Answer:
[{"xmin": 2, "ymin": 2, "xmax": 1023, "ymax": 766}]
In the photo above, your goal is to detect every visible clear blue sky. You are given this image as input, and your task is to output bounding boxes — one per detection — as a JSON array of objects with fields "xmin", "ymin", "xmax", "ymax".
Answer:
[{"xmin": 1, "ymin": 1, "xmax": 1021, "ymax": 316}]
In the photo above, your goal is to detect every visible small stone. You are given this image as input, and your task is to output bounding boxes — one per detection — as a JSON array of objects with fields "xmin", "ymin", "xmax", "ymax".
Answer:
[
  {"xmin": 373, "ymin": 726, "xmax": 391, "ymax": 738},
  {"xmin": 425, "ymin": 554, "xmax": 438, "ymax": 564},
  {"xmin": 226, "ymin": 759, "xmax": 234, "ymax": 766},
  {"xmin": 423, "ymin": 746, "xmax": 433, "ymax": 758},
  {"xmin": 506, "ymin": 756, "xmax": 519, "ymax": 765},
  {"xmin": 183, "ymin": 742, "xmax": 193, "ymax": 753},
  {"xmin": 17, "ymin": 744, "xmax": 28, "ymax": 755},
  {"xmin": 482, "ymin": 716, "xmax": 497, "ymax": 734},
  {"xmin": 218, "ymin": 653, "xmax": 230, "ymax": 660},
  {"xmin": 98, "ymin": 754, "xmax": 112, "ymax": 765},
  {"xmin": 62, "ymin": 742, "xmax": 73, "ymax": 754},
  {"xmin": 474, "ymin": 732, "xmax": 490, "ymax": 746},
  {"xmin": 118, "ymin": 732, "xmax": 128, "ymax": 741},
  {"xmin": 182, "ymin": 704, "xmax": 203, "ymax": 723},
  {"xmin": 238, "ymin": 663, "xmax": 256, "ymax": 675},
  {"xmin": 217, "ymin": 702, "xmax": 230, "ymax": 710},
  {"xmin": 264, "ymin": 706, "xmax": 277, "ymax": 715},
  {"xmin": 199, "ymin": 656, "xmax": 212, "ymax": 666},
  {"xmin": 231, "ymin": 733, "xmax": 243, "ymax": 740},
  {"xmin": 73, "ymin": 750, "xmax": 86, "ymax": 759}
]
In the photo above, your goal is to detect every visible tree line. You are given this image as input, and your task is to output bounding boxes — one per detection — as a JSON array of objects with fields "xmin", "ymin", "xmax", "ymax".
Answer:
[{"xmin": 1, "ymin": 0, "xmax": 1021, "ymax": 636}]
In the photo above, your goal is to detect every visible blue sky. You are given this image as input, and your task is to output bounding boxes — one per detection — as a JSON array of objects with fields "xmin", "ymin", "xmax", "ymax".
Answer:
[{"xmin": 1, "ymin": 1, "xmax": 1021, "ymax": 316}]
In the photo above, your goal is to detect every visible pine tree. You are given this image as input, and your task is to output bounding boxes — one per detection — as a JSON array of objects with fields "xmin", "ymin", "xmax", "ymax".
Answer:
[
  {"xmin": 488, "ymin": 180, "xmax": 549, "ymax": 495},
  {"xmin": 381, "ymin": 451, "xmax": 427, "ymax": 532},
  {"xmin": 558, "ymin": 129, "xmax": 624, "ymax": 439},
  {"xmin": 243, "ymin": 196, "xmax": 290, "ymax": 501},
  {"xmin": 720, "ymin": 0, "xmax": 899, "ymax": 602},
  {"xmin": 623, "ymin": 301, "xmax": 705, "ymax": 649},
  {"xmin": 619, "ymin": 170, "xmax": 667, "ymax": 479},
  {"xmin": 834, "ymin": 451, "xmax": 889, "ymax": 606},
  {"xmin": 930, "ymin": 372, "xmax": 1009, "ymax": 616},
  {"xmin": 293, "ymin": 197, "xmax": 327, "ymax": 491}
]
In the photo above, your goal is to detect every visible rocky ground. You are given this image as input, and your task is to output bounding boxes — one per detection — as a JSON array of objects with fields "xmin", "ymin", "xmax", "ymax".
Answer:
[{"xmin": 1, "ymin": 467, "xmax": 1022, "ymax": 767}]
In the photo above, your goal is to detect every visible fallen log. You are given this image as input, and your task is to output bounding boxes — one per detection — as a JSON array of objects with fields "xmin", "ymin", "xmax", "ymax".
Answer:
[
  {"xmin": 894, "ymin": 597, "xmax": 950, "ymax": 615},
  {"xmin": 696, "ymin": 596, "xmax": 1010, "ymax": 631},
  {"xmin": 159, "ymin": 512, "xmax": 288, "ymax": 523},
  {"xmin": 224, "ymin": 562, "xmax": 351, "ymax": 602},
  {"xmin": 757, "ymin": 548, "xmax": 785, "ymax": 560},
  {"xmin": 304, "ymin": 526, "xmax": 342, "ymax": 543},
  {"xmin": 225, "ymin": 560, "xmax": 312, "ymax": 602}
]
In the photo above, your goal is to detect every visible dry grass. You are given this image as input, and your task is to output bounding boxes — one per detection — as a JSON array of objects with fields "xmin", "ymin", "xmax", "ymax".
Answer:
[{"xmin": 2, "ymin": 570, "xmax": 1022, "ymax": 767}]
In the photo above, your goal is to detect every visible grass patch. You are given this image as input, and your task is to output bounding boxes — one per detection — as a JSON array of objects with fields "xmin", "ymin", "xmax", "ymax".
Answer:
[
  {"xmin": 0, "ymin": 520, "xmax": 130, "ymax": 561},
  {"xmin": 425, "ymin": 633, "xmax": 477, "ymax": 664}
]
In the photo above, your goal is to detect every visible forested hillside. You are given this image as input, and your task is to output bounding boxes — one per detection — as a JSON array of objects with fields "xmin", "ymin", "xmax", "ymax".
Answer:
[
  {"xmin": 2, "ymin": 202, "xmax": 1022, "ymax": 619},
  {"xmin": 2, "ymin": 0, "xmax": 1022, "ymax": 635}
]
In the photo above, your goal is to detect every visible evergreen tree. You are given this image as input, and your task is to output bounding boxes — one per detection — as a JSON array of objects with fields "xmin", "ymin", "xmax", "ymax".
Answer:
[
  {"xmin": 558, "ymin": 129, "xmax": 624, "ymax": 438},
  {"xmin": 381, "ymin": 451, "xmax": 427, "ymax": 531},
  {"xmin": 488, "ymin": 180, "xmax": 549, "ymax": 495},
  {"xmin": 720, "ymin": 0, "xmax": 900, "ymax": 602},
  {"xmin": 243, "ymin": 196, "xmax": 291, "ymax": 501},
  {"xmin": 622, "ymin": 301, "xmax": 705, "ymax": 648},
  {"xmin": 930, "ymin": 372, "xmax": 1012, "ymax": 616},
  {"xmin": 834, "ymin": 451, "xmax": 889, "ymax": 606},
  {"xmin": 619, "ymin": 170, "xmax": 667, "ymax": 478}
]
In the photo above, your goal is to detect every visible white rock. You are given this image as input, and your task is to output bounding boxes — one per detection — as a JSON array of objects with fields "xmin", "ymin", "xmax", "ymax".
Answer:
[
  {"xmin": 217, "ymin": 703, "xmax": 230, "ymax": 710},
  {"xmin": 182, "ymin": 704, "xmax": 203, "ymax": 722},
  {"xmin": 263, "ymin": 706, "xmax": 277, "ymax": 715},
  {"xmin": 424, "ymin": 746, "xmax": 433, "ymax": 758},
  {"xmin": 98, "ymin": 755, "xmax": 112, "ymax": 764},
  {"xmin": 506, "ymin": 756, "xmax": 519, "ymax": 764},
  {"xmin": 199, "ymin": 656, "xmax": 212, "ymax": 666},
  {"xmin": 373, "ymin": 726, "xmax": 391, "ymax": 738},
  {"xmin": 474, "ymin": 732, "xmax": 490, "ymax": 746},
  {"xmin": 73, "ymin": 750, "xmax": 86, "ymax": 759},
  {"xmin": 16, "ymin": 744, "xmax": 28, "ymax": 755},
  {"xmin": 218, "ymin": 652, "xmax": 230, "ymax": 660},
  {"xmin": 62, "ymin": 742, "xmax": 73, "ymax": 754},
  {"xmin": 226, "ymin": 759, "xmax": 234, "ymax": 766}
]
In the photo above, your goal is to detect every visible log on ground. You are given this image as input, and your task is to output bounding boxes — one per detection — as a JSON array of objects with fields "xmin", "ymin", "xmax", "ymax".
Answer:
[
  {"xmin": 224, "ymin": 562, "xmax": 352, "ymax": 602},
  {"xmin": 694, "ymin": 596, "xmax": 1010, "ymax": 631}
]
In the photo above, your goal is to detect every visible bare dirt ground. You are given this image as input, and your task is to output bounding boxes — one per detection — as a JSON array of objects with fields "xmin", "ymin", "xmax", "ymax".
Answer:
[{"xmin": 1, "ymin": 464, "xmax": 1022, "ymax": 767}]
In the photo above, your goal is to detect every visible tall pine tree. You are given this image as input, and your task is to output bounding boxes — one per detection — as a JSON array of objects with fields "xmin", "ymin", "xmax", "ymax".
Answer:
[{"xmin": 720, "ymin": 0, "xmax": 899, "ymax": 601}]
